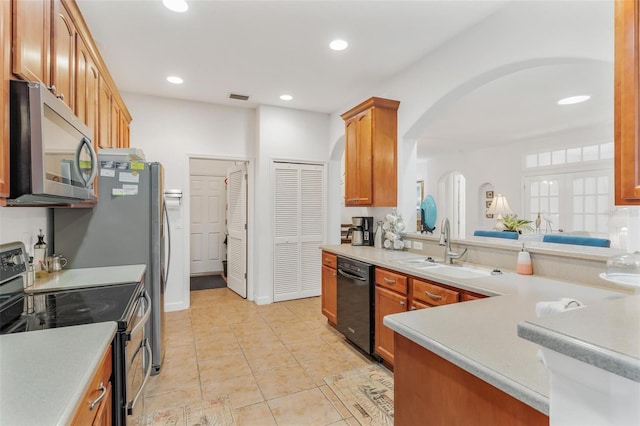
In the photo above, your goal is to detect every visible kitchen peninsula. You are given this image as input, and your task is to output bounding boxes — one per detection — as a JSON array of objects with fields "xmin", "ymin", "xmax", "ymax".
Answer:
[{"xmin": 320, "ymin": 244, "xmax": 635, "ymax": 424}]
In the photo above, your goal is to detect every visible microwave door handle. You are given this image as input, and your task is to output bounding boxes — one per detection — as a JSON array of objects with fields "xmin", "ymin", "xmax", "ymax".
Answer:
[
  {"xmin": 127, "ymin": 338, "xmax": 152, "ymax": 415},
  {"xmin": 129, "ymin": 291, "xmax": 152, "ymax": 338},
  {"xmin": 73, "ymin": 137, "xmax": 98, "ymax": 188}
]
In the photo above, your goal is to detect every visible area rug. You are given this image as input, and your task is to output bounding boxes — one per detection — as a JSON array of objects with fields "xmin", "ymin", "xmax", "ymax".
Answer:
[
  {"xmin": 190, "ymin": 274, "xmax": 227, "ymax": 291},
  {"xmin": 136, "ymin": 397, "xmax": 235, "ymax": 426},
  {"xmin": 324, "ymin": 364, "xmax": 394, "ymax": 426}
]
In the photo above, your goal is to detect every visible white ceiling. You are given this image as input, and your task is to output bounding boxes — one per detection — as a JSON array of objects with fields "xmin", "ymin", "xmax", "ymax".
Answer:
[{"xmin": 76, "ymin": 0, "xmax": 613, "ymax": 157}]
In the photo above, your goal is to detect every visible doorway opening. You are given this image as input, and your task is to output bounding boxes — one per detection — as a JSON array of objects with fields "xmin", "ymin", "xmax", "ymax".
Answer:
[{"xmin": 188, "ymin": 158, "xmax": 249, "ymax": 298}]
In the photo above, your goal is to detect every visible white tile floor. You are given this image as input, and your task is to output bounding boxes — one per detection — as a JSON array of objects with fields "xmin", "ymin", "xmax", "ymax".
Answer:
[{"xmin": 131, "ymin": 287, "xmax": 377, "ymax": 425}]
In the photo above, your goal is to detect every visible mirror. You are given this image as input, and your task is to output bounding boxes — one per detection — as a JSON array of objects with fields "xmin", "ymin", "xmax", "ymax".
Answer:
[{"xmin": 411, "ymin": 1, "xmax": 637, "ymax": 249}]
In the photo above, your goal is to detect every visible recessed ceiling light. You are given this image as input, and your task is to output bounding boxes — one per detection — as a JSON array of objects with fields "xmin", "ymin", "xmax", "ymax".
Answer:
[
  {"xmin": 329, "ymin": 39, "xmax": 348, "ymax": 51},
  {"xmin": 166, "ymin": 76, "xmax": 183, "ymax": 84},
  {"xmin": 280, "ymin": 94, "xmax": 293, "ymax": 101},
  {"xmin": 163, "ymin": 0, "xmax": 188, "ymax": 13},
  {"xmin": 557, "ymin": 95, "xmax": 591, "ymax": 105}
]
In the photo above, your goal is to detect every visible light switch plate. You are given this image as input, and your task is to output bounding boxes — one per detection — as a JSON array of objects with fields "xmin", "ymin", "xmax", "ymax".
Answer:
[
  {"xmin": 413, "ymin": 241, "xmax": 423, "ymax": 250},
  {"xmin": 404, "ymin": 240, "xmax": 412, "ymax": 249}
]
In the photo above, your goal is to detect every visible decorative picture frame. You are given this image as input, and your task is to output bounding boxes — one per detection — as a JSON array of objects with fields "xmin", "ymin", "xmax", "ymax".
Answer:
[
  {"xmin": 486, "ymin": 213, "xmax": 494, "ymax": 219},
  {"xmin": 417, "ymin": 180, "xmax": 424, "ymax": 209},
  {"xmin": 486, "ymin": 200, "xmax": 493, "ymax": 209},
  {"xmin": 486, "ymin": 190, "xmax": 494, "ymax": 199}
]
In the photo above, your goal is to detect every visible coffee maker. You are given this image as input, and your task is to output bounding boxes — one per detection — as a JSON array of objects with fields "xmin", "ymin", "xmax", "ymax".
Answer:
[{"xmin": 348, "ymin": 216, "xmax": 374, "ymax": 246}]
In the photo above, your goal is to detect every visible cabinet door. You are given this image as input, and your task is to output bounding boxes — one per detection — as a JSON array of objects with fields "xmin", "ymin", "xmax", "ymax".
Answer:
[
  {"xmin": 13, "ymin": 0, "xmax": 51, "ymax": 85},
  {"xmin": 98, "ymin": 76, "xmax": 112, "ymax": 148},
  {"xmin": 375, "ymin": 285, "xmax": 407, "ymax": 365},
  {"xmin": 614, "ymin": 0, "xmax": 640, "ymax": 205},
  {"xmin": 344, "ymin": 111, "xmax": 373, "ymax": 206},
  {"xmin": 0, "ymin": 0, "xmax": 9, "ymax": 200},
  {"xmin": 321, "ymin": 265, "xmax": 337, "ymax": 326},
  {"xmin": 51, "ymin": 0, "xmax": 74, "ymax": 110},
  {"xmin": 111, "ymin": 100, "xmax": 121, "ymax": 147},
  {"xmin": 119, "ymin": 111, "xmax": 130, "ymax": 148},
  {"xmin": 409, "ymin": 299, "xmax": 430, "ymax": 311}
]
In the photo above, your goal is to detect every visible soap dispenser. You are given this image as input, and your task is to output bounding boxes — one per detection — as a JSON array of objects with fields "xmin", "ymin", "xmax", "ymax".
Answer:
[{"xmin": 517, "ymin": 243, "xmax": 533, "ymax": 275}]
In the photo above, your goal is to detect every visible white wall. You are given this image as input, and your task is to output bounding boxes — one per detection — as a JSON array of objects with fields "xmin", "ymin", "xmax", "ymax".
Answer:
[
  {"xmin": 124, "ymin": 94, "xmax": 330, "ymax": 309},
  {"xmin": 325, "ymin": 0, "xmax": 617, "ymax": 240},
  {"xmin": 254, "ymin": 105, "xmax": 330, "ymax": 305},
  {"xmin": 0, "ymin": 207, "xmax": 48, "ymax": 256},
  {"xmin": 123, "ymin": 92, "xmax": 256, "ymax": 311}
]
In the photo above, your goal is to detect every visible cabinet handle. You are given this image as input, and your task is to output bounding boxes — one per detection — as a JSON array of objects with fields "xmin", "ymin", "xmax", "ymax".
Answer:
[
  {"xmin": 410, "ymin": 305, "xmax": 416, "ymax": 310},
  {"xmin": 383, "ymin": 277, "xmax": 396, "ymax": 284},
  {"xmin": 48, "ymin": 84, "xmax": 57, "ymax": 94},
  {"xmin": 90, "ymin": 382, "xmax": 107, "ymax": 410},
  {"xmin": 425, "ymin": 291, "xmax": 442, "ymax": 300},
  {"xmin": 56, "ymin": 93, "xmax": 65, "ymax": 101},
  {"xmin": 332, "ymin": 273, "xmax": 337, "ymax": 277},
  {"xmin": 399, "ymin": 300, "xmax": 405, "ymax": 306}
]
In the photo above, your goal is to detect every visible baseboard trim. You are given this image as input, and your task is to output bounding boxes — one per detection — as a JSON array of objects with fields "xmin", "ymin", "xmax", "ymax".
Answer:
[
  {"xmin": 165, "ymin": 300, "xmax": 189, "ymax": 312},
  {"xmin": 254, "ymin": 295, "xmax": 273, "ymax": 305}
]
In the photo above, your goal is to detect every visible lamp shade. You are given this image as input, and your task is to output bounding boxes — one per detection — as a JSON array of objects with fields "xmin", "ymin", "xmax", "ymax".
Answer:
[
  {"xmin": 486, "ymin": 194, "xmax": 513, "ymax": 231},
  {"xmin": 487, "ymin": 194, "xmax": 513, "ymax": 217}
]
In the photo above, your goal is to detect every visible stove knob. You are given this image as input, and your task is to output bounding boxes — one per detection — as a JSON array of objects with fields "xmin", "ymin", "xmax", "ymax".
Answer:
[{"xmin": 8, "ymin": 254, "xmax": 24, "ymax": 266}]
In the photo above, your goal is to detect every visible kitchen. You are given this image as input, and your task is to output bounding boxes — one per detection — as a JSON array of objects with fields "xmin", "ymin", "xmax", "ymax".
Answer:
[{"xmin": 1, "ymin": 0, "xmax": 639, "ymax": 425}]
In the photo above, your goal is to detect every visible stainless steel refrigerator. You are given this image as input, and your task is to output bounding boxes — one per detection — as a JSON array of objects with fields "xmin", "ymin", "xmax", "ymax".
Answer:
[{"xmin": 52, "ymin": 155, "xmax": 168, "ymax": 375}]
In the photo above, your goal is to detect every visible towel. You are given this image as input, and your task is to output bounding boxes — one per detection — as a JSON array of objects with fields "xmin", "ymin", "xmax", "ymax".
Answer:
[{"xmin": 535, "ymin": 298, "xmax": 586, "ymax": 365}]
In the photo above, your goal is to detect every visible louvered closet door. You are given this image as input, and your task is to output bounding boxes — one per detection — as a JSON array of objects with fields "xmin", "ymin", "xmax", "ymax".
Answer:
[{"xmin": 273, "ymin": 162, "xmax": 325, "ymax": 302}]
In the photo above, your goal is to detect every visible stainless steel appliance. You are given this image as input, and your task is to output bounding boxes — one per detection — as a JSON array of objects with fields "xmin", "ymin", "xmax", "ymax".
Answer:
[
  {"xmin": 347, "ymin": 216, "xmax": 374, "ymax": 246},
  {"xmin": 336, "ymin": 255, "xmax": 375, "ymax": 354},
  {"xmin": 0, "ymin": 241, "xmax": 150, "ymax": 425},
  {"xmin": 8, "ymin": 80, "xmax": 98, "ymax": 205},
  {"xmin": 52, "ymin": 151, "xmax": 169, "ymax": 375}
]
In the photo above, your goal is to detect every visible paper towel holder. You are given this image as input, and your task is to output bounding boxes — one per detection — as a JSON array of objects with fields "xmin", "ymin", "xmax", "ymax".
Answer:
[{"xmin": 164, "ymin": 189, "xmax": 183, "ymax": 206}]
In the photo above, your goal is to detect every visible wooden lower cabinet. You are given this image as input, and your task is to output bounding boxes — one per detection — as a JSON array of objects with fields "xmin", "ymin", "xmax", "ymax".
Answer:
[
  {"xmin": 374, "ymin": 285, "xmax": 407, "ymax": 365},
  {"xmin": 71, "ymin": 345, "xmax": 113, "ymax": 425},
  {"xmin": 321, "ymin": 252, "xmax": 338, "ymax": 326},
  {"xmin": 321, "ymin": 265, "xmax": 337, "ymax": 326},
  {"xmin": 394, "ymin": 334, "xmax": 548, "ymax": 426}
]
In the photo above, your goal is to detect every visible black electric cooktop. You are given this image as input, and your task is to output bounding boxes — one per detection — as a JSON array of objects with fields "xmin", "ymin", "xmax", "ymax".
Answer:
[{"xmin": 1, "ymin": 282, "xmax": 142, "ymax": 334}]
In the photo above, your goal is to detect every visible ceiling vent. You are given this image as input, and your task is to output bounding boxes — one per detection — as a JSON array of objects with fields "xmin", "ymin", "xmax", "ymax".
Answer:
[{"xmin": 229, "ymin": 93, "xmax": 250, "ymax": 101}]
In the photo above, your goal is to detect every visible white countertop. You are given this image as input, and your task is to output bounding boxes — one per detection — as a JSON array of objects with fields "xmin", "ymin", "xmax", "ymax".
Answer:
[
  {"xmin": 26, "ymin": 264, "xmax": 146, "ymax": 293},
  {"xmin": 0, "ymin": 322, "xmax": 117, "ymax": 425},
  {"xmin": 321, "ymin": 245, "xmax": 627, "ymax": 415},
  {"xmin": 518, "ymin": 295, "xmax": 640, "ymax": 383}
]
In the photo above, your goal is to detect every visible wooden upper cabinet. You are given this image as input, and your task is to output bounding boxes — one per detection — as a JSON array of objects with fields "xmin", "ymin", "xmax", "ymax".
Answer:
[
  {"xmin": 75, "ymin": 33, "xmax": 98, "ymax": 141},
  {"xmin": 51, "ymin": 0, "xmax": 75, "ymax": 110},
  {"xmin": 1, "ymin": 0, "xmax": 10, "ymax": 201},
  {"xmin": 341, "ymin": 97, "xmax": 400, "ymax": 207},
  {"xmin": 12, "ymin": 0, "xmax": 51, "ymax": 85},
  {"xmin": 614, "ymin": 0, "xmax": 640, "ymax": 205},
  {"xmin": 98, "ymin": 75, "xmax": 112, "ymax": 148}
]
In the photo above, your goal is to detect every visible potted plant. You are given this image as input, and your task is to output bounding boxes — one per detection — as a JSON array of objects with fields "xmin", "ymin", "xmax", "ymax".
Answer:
[{"xmin": 502, "ymin": 215, "xmax": 533, "ymax": 234}]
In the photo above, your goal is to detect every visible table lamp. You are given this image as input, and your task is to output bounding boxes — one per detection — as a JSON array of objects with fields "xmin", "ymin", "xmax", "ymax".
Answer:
[{"xmin": 487, "ymin": 193, "xmax": 513, "ymax": 231}]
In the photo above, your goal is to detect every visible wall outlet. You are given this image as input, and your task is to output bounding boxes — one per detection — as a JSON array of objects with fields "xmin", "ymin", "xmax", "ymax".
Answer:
[
  {"xmin": 404, "ymin": 240, "xmax": 412, "ymax": 249},
  {"xmin": 413, "ymin": 241, "xmax": 423, "ymax": 250}
]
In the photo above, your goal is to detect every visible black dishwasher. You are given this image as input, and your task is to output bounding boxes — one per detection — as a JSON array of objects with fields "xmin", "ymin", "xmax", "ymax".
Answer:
[{"xmin": 336, "ymin": 256, "xmax": 375, "ymax": 355}]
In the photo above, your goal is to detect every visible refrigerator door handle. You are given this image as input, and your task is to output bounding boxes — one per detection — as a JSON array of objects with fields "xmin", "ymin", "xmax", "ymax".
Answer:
[{"xmin": 163, "ymin": 200, "xmax": 171, "ymax": 289}]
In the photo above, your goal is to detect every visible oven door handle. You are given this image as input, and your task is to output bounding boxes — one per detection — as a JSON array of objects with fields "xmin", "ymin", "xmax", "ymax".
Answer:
[
  {"xmin": 129, "ymin": 290, "xmax": 152, "ymax": 339},
  {"xmin": 127, "ymin": 338, "xmax": 152, "ymax": 415},
  {"xmin": 337, "ymin": 268, "xmax": 367, "ymax": 282}
]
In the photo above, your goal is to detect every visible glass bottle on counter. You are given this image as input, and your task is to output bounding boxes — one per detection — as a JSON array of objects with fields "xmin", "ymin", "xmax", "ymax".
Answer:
[
  {"xmin": 374, "ymin": 221, "xmax": 383, "ymax": 249},
  {"xmin": 33, "ymin": 229, "xmax": 48, "ymax": 278},
  {"xmin": 25, "ymin": 256, "xmax": 35, "ymax": 287}
]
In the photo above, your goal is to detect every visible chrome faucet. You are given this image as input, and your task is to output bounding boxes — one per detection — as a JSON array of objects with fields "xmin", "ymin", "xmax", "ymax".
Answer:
[{"xmin": 439, "ymin": 218, "xmax": 467, "ymax": 264}]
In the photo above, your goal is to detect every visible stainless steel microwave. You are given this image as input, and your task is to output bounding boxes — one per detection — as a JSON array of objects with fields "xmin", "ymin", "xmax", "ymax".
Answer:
[{"xmin": 8, "ymin": 80, "xmax": 98, "ymax": 205}]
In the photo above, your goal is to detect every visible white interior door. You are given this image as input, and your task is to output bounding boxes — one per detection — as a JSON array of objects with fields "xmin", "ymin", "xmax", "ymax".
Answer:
[
  {"xmin": 227, "ymin": 164, "xmax": 247, "ymax": 298},
  {"xmin": 190, "ymin": 175, "xmax": 226, "ymax": 275},
  {"xmin": 273, "ymin": 162, "xmax": 325, "ymax": 302}
]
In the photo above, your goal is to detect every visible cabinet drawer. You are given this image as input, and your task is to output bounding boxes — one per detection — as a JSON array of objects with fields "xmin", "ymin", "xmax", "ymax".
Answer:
[
  {"xmin": 322, "ymin": 252, "xmax": 337, "ymax": 269},
  {"xmin": 412, "ymin": 279, "xmax": 459, "ymax": 306},
  {"xmin": 375, "ymin": 268, "xmax": 408, "ymax": 295},
  {"xmin": 71, "ymin": 345, "xmax": 112, "ymax": 425}
]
